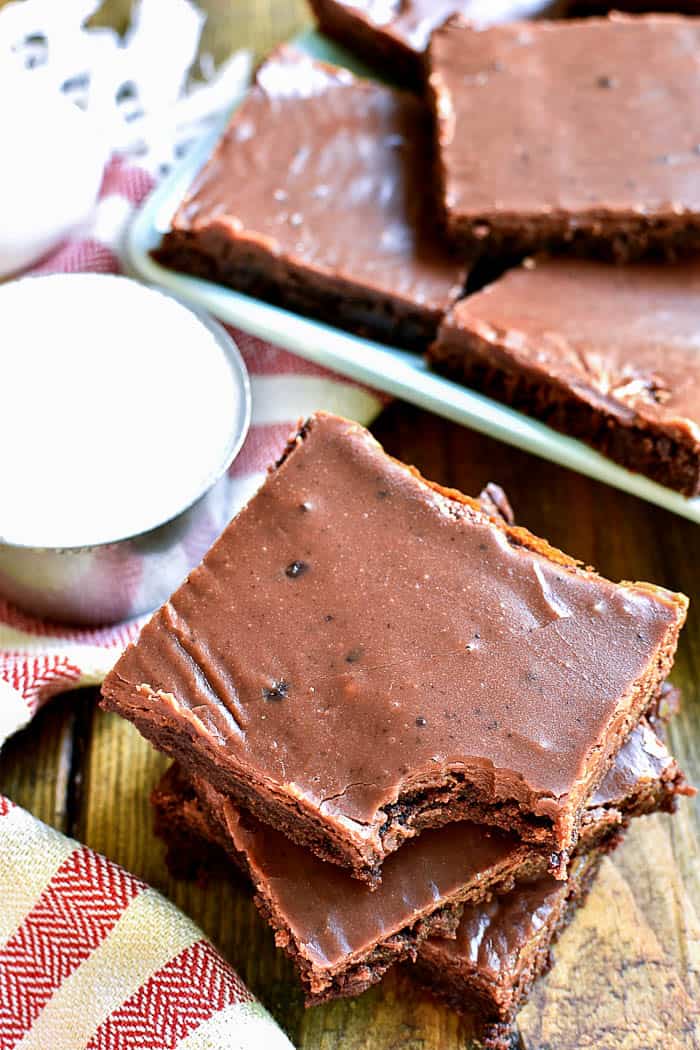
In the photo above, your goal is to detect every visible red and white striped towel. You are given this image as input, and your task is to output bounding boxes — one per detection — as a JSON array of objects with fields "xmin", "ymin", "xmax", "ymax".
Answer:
[
  {"xmin": 0, "ymin": 158, "xmax": 384, "ymax": 1046},
  {"xmin": 0, "ymin": 798, "xmax": 294, "ymax": 1050}
]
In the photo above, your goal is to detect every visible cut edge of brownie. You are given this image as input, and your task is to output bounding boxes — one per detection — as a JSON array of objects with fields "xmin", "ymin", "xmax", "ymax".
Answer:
[
  {"xmin": 154, "ymin": 225, "xmax": 453, "ymax": 353},
  {"xmin": 410, "ymin": 850, "xmax": 603, "ymax": 1043},
  {"xmin": 427, "ymin": 312, "xmax": 700, "ymax": 497},
  {"xmin": 103, "ymin": 413, "xmax": 688, "ymax": 885}
]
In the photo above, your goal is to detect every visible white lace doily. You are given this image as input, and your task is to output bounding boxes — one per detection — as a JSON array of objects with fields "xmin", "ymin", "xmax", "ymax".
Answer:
[{"xmin": 0, "ymin": 0, "xmax": 251, "ymax": 174}]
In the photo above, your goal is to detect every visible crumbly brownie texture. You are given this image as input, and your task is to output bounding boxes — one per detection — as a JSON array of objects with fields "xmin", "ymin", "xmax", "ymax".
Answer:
[
  {"xmin": 307, "ymin": 0, "xmax": 568, "ymax": 87},
  {"xmin": 152, "ymin": 715, "xmax": 688, "ymax": 1006},
  {"xmin": 427, "ymin": 16, "xmax": 700, "ymax": 261},
  {"xmin": 154, "ymin": 47, "xmax": 466, "ymax": 351},
  {"xmin": 101, "ymin": 412, "xmax": 687, "ymax": 885},
  {"xmin": 428, "ymin": 258, "xmax": 700, "ymax": 496}
]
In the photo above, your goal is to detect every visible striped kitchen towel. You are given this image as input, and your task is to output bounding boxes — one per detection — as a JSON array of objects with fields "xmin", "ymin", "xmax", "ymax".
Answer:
[
  {"xmin": 0, "ymin": 797, "xmax": 294, "ymax": 1050},
  {"xmin": 0, "ymin": 155, "xmax": 385, "ymax": 750}
]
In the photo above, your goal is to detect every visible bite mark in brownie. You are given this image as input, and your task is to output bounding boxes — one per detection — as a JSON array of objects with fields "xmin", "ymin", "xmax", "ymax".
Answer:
[
  {"xmin": 411, "ymin": 700, "xmax": 692, "ymax": 1039},
  {"xmin": 307, "ymin": 0, "xmax": 568, "ymax": 88},
  {"xmin": 152, "ymin": 713, "xmax": 689, "ymax": 1006},
  {"xmin": 428, "ymin": 257, "xmax": 700, "ymax": 496},
  {"xmin": 154, "ymin": 47, "xmax": 466, "ymax": 351},
  {"xmin": 102, "ymin": 412, "xmax": 687, "ymax": 885},
  {"xmin": 427, "ymin": 15, "xmax": 700, "ymax": 261}
]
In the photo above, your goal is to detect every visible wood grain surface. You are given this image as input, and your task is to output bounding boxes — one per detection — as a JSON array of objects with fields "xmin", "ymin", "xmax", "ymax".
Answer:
[{"xmin": 1, "ymin": 2, "xmax": 699, "ymax": 1048}]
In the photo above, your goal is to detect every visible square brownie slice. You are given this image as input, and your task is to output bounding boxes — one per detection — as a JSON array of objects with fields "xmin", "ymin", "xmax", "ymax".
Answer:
[
  {"xmin": 428, "ymin": 257, "xmax": 700, "ymax": 496},
  {"xmin": 101, "ymin": 412, "xmax": 687, "ymax": 884},
  {"xmin": 152, "ymin": 714, "xmax": 689, "ymax": 1006},
  {"xmin": 154, "ymin": 46, "xmax": 466, "ymax": 351},
  {"xmin": 427, "ymin": 15, "xmax": 700, "ymax": 260},
  {"xmin": 307, "ymin": 0, "xmax": 567, "ymax": 87}
]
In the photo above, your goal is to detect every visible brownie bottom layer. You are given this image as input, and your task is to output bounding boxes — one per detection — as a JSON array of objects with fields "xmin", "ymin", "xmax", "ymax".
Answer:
[
  {"xmin": 154, "ymin": 230, "xmax": 447, "ymax": 353},
  {"xmin": 428, "ymin": 338, "xmax": 700, "ymax": 497},
  {"xmin": 445, "ymin": 211, "xmax": 700, "ymax": 267}
]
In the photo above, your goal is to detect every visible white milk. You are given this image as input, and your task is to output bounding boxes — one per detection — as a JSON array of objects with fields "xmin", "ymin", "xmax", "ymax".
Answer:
[{"xmin": 0, "ymin": 274, "xmax": 245, "ymax": 548}]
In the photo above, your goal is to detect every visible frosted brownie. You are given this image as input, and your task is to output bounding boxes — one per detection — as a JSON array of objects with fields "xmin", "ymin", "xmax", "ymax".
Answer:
[
  {"xmin": 152, "ymin": 715, "xmax": 689, "ymax": 1005},
  {"xmin": 307, "ymin": 0, "xmax": 567, "ymax": 86},
  {"xmin": 427, "ymin": 15, "xmax": 700, "ymax": 260},
  {"xmin": 414, "ymin": 707, "xmax": 692, "ymax": 1041},
  {"xmin": 428, "ymin": 257, "xmax": 700, "ymax": 496},
  {"xmin": 154, "ymin": 47, "xmax": 466, "ymax": 351},
  {"xmin": 101, "ymin": 412, "xmax": 687, "ymax": 884}
]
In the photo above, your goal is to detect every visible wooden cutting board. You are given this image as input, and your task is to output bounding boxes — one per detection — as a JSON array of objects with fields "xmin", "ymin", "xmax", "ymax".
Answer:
[{"xmin": 2, "ymin": 405, "xmax": 698, "ymax": 1049}]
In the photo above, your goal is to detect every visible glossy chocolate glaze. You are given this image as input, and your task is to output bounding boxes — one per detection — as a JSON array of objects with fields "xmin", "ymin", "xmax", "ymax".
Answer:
[
  {"xmin": 206, "ymin": 778, "xmax": 529, "ymax": 975},
  {"xmin": 418, "ymin": 715, "xmax": 689, "ymax": 1001},
  {"xmin": 437, "ymin": 258, "xmax": 700, "ymax": 449},
  {"xmin": 167, "ymin": 47, "xmax": 464, "ymax": 315},
  {"xmin": 104, "ymin": 413, "xmax": 686, "ymax": 867},
  {"xmin": 429, "ymin": 16, "xmax": 700, "ymax": 219},
  {"xmin": 417, "ymin": 853, "xmax": 596, "ymax": 1010},
  {"xmin": 158, "ymin": 716, "xmax": 684, "ymax": 995},
  {"xmin": 590, "ymin": 709, "xmax": 687, "ymax": 809},
  {"xmin": 315, "ymin": 0, "xmax": 564, "ymax": 54}
]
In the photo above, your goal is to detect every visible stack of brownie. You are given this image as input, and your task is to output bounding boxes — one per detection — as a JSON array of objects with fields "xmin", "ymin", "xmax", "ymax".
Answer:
[
  {"xmin": 102, "ymin": 412, "xmax": 692, "ymax": 1047},
  {"xmin": 142, "ymin": 0, "xmax": 700, "ymax": 1040},
  {"xmin": 155, "ymin": 7, "xmax": 700, "ymax": 498}
]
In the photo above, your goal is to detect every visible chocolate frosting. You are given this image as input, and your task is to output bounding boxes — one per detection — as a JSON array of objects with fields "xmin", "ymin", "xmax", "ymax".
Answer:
[
  {"xmin": 590, "ymin": 713, "xmax": 683, "ymax": 808},
  {"xmin": 423, "ymin": 854, "xmax": 593, "ymax": 982},
  {"xmin": 325, "ymin": 1, "xmax": 563, "ymax": 53},
  {"xmin": 443, "ymin": 258, "xmax": 700, "ymax": 447},
  {"xmin": 106, "ymin": 413, "xmax": 685, "ymax": 851},
  {"xmin": 430, "ymin": 16, "xmax": 700, "ymax": 218},
  {"xmin": 215, "ymin": 790, "xmax": 521, "ymax": 972},
  {"xmin": 171, "ymin": 47, "xmax": 464, "ymax": 313},
  {"xmin": 186, "ymin": 714, "xmax": 678, "ymax": 975},
  {"xmin": 421, "ymin": 714, "xmax": 688, "ymax": 982}
]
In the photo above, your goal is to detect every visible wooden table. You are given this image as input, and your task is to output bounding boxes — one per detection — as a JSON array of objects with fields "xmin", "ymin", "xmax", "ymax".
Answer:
[{"xmin": 1, "ymin": 3, "xmax": 699, "ymax": 1048}]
